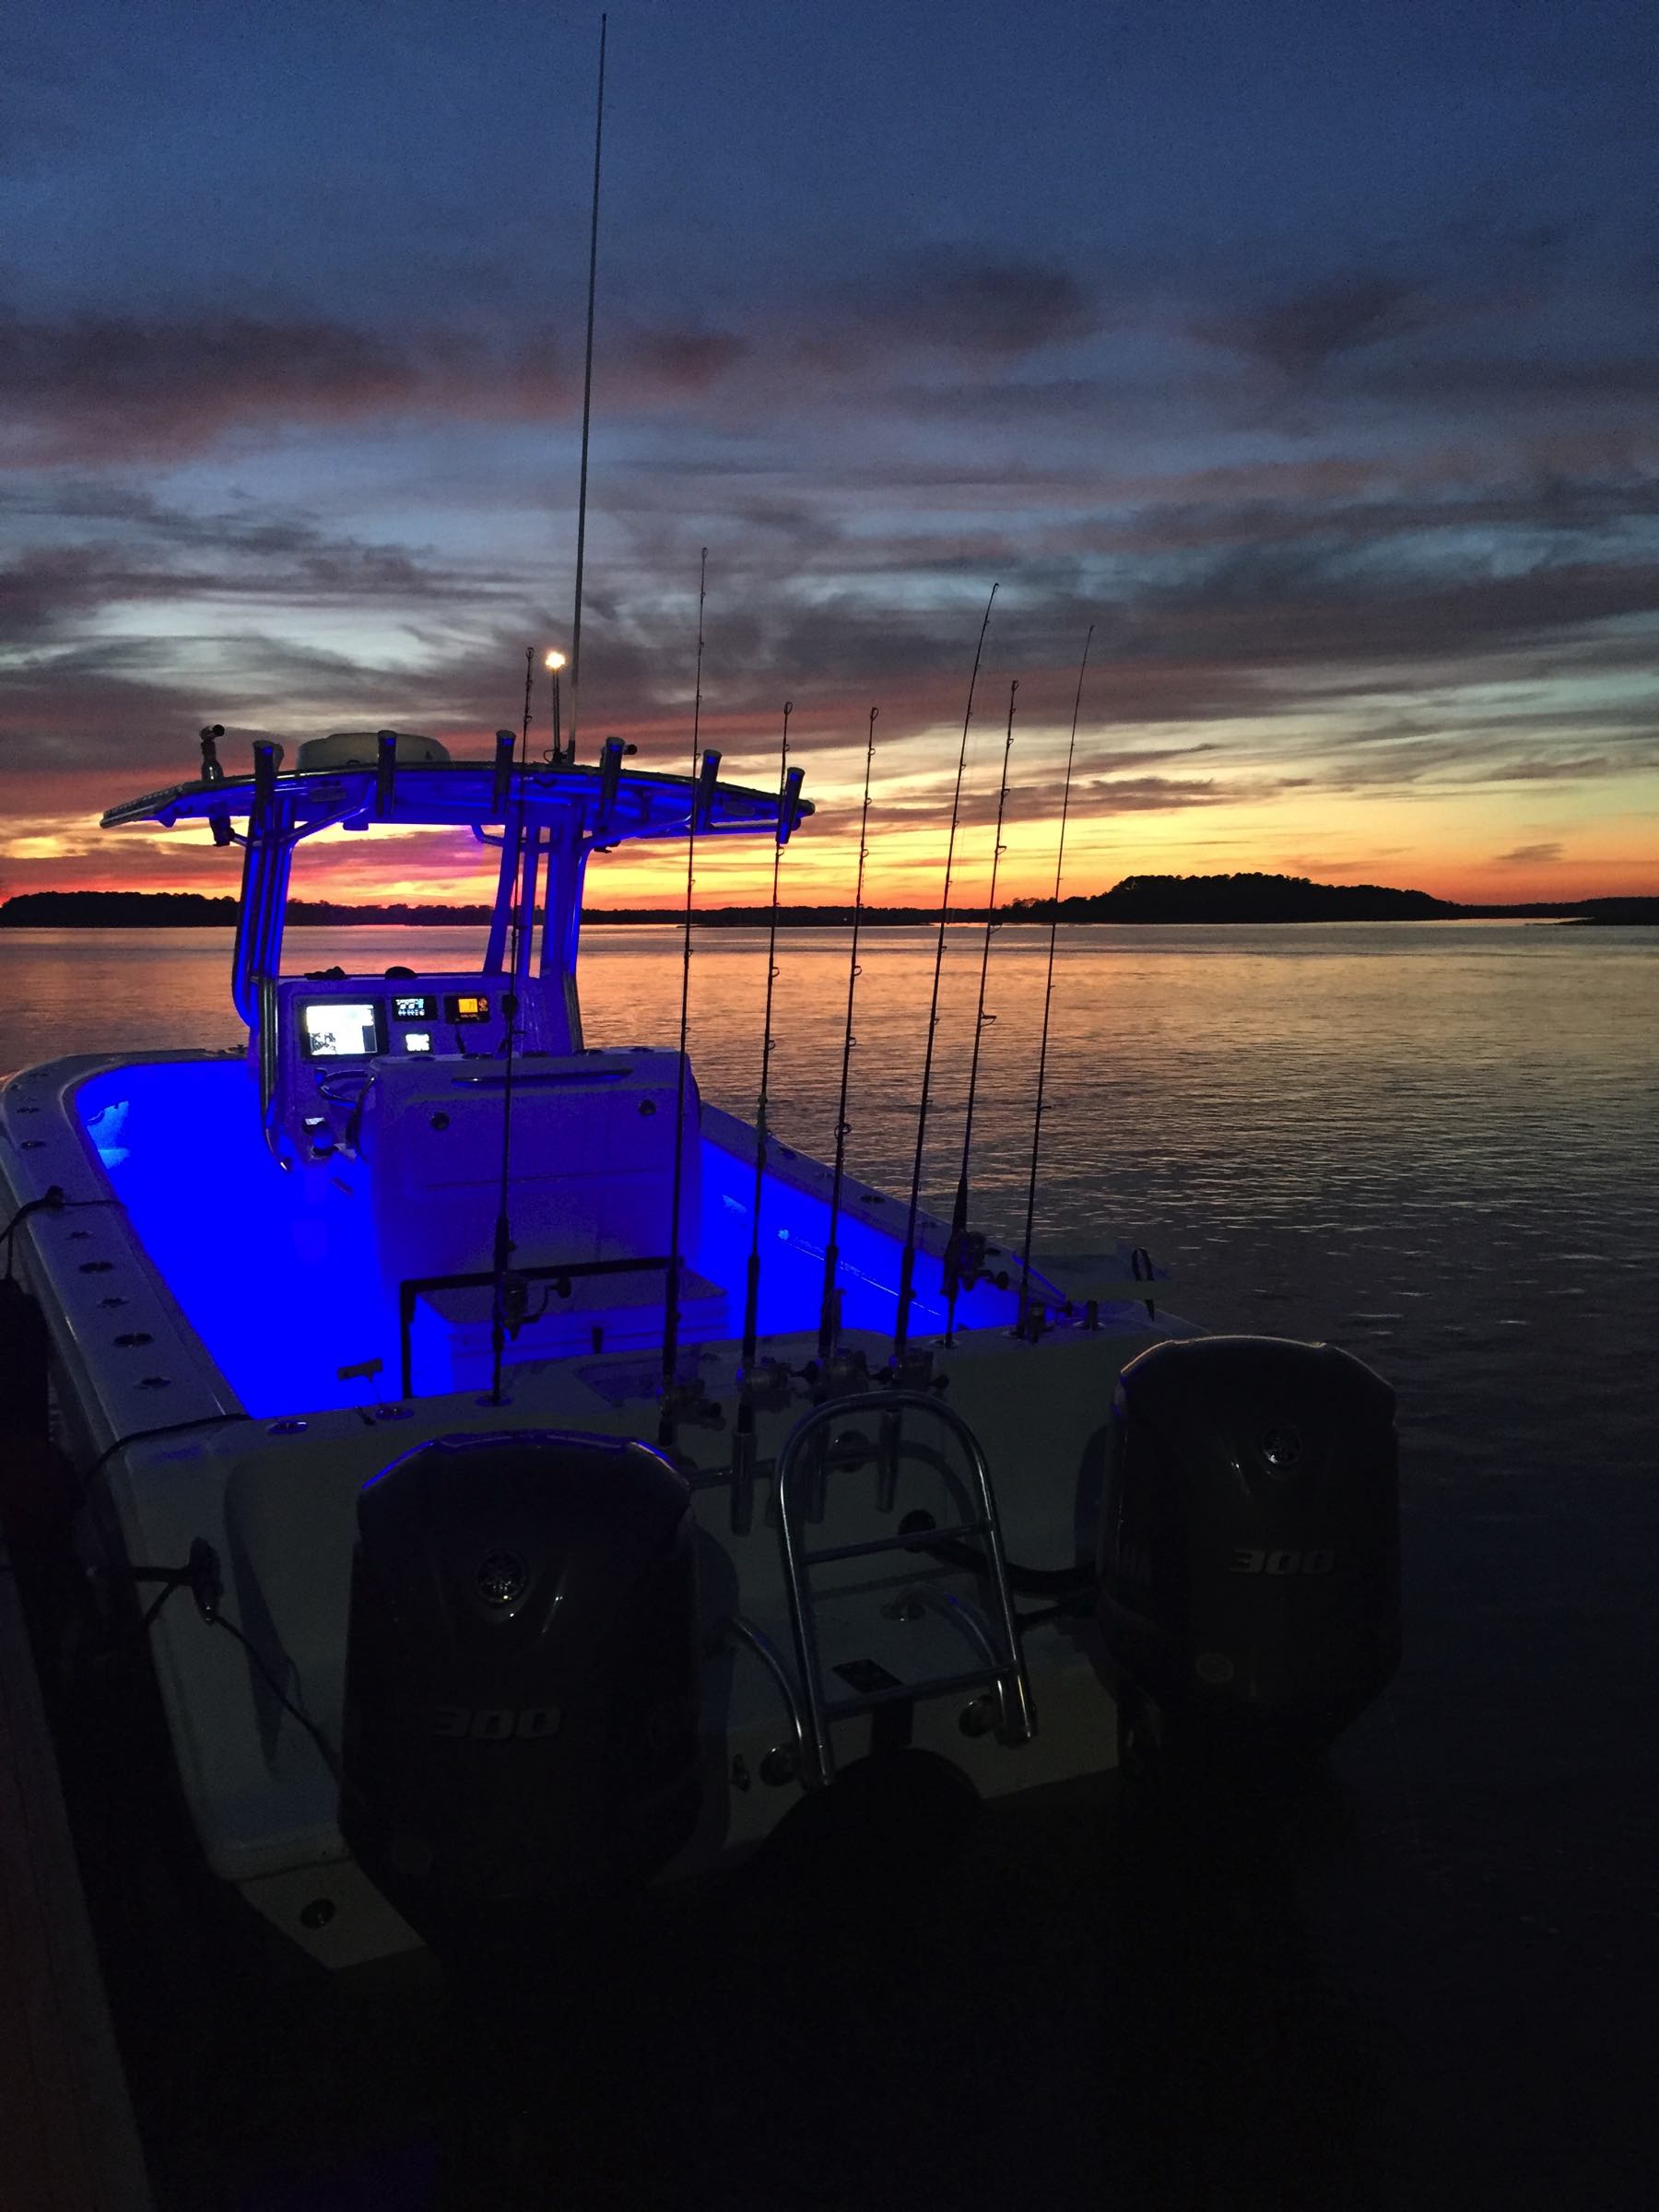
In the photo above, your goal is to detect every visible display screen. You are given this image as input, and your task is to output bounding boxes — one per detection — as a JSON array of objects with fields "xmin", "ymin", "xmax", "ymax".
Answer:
[
  {"xmin": 402, "ymin": 1030, "xmax": 433, "ymax": 1054},
  {"xmin": 394, "ymin": 994, "xmax": 437, "ymax": 1020},
  {"xmin": 444, "ymin": 993, "xmax": 491, "ymax": 1024},
  {"xmin": 300, "ymin": 1002, "xmax": 380, "ymax": 1058}
]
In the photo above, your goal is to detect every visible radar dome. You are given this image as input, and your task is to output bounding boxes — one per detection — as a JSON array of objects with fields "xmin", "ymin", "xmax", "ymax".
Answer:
[{"xmin": 295, "ymin": 730, "xmax": 451, "ymax": 770}]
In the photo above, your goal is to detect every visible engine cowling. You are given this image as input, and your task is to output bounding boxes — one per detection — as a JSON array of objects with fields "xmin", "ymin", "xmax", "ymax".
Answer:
[
  {"xmin": 339, "ymin": 1429, "xmax": 701, "ymax": 1958},
  {"xmin": 1099, "ymin": 1335, "xmax": 1400, "ymax": 1754}
]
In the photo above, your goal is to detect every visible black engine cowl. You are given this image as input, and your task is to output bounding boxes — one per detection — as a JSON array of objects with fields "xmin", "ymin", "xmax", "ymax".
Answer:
[
  {"xmin": 339, "ymin": 1429, "xmax": 701, "ymax": 1956},
  {"xmin": 1099, "ymin": 1335, "xmax": 1400, "ymax": 1753}
]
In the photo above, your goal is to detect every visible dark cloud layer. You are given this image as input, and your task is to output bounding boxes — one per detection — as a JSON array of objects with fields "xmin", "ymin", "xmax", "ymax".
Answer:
[
  {"xmin": 1194, "ymin": 274, "xmax": 1431, "ymax": 379},
  {"xmin": 846, "ymin": 254, "xmax": 1101, "ymax": 359},
  {"xmin": 0, "ymin": 306, "xmax": 479, "ymax": 461}
]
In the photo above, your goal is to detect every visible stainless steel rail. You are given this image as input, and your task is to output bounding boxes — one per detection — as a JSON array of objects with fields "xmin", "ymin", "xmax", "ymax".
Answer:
[{"xmin": 773, "ymin": 1389, "xmax": 1036, "ymax": 1789}]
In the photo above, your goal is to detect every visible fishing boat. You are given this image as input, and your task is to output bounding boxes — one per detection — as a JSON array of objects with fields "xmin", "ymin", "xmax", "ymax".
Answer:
[{"xmin": 0, "ymin": 718, "xmax": 1400, "ymax": 1977}]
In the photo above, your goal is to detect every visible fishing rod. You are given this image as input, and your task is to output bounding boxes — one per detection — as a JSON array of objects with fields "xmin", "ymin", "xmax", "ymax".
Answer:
[
  {"xmin": 727, "ymin": 705, "xmax": 805, "ymax": 1530},
  {"xmin": 660, "ymin": 548, "xmax": 716, "ymax": 1443},
  {"xmin": 942, "ymin": 677, "xmax": 1018, "ymax": 1345},
  {"xmin": 487, "ymin": 646, "xmax": 541, "ymax": 1404},
  {"xmin": 567, "ymin": 11, "xmax": 607, "ymax": 765},
  {"xmin": 1017, "ymin": 626, "xmax": 1093, "ymax": 1338},
  {"xmin": 739, "ymin": 701, "xmax": 794, "ymax": 1372},
  {"xmin": 892, "ymin": 583, "xmax": 997, "ymax": 1363},
  {"xmin": 817, "ymin": 704, "xmax": 878, "ymax": 1358}
]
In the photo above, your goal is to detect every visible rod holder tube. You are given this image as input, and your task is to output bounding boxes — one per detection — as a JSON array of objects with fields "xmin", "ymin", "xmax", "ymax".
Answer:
[
  {"xmin": 491, "ymin": 729, "xmax": 515, "ymax": 818},
  {"xmin": 374, "ymin": 730, "xmax": 397, "ymax": 818}
]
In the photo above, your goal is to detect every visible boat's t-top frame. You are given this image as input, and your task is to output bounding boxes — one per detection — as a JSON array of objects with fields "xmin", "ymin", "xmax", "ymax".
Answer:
[{"xmin": 101, "ymin": 727, "xmax": 809, "ymax": 1150}]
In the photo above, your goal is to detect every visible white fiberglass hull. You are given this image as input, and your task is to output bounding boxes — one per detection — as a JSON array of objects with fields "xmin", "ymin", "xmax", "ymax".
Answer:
[{"xmin": 3, "ymin": 1052, "xmax": 1190, "ymax": 1971}]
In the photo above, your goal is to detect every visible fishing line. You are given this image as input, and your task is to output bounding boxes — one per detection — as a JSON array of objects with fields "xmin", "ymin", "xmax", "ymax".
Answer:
[
  {"xmin": 943, "ymin": 676, "xmax": 1018, "ymax": 1343},
  {"xmin": 1017, "ymin": 623, "xmax": 1092, "ymax": 1338},
  {"xmin": 661, "ymin": 549, "xmax": 714, "ymax": 1436},
  {"xmin": 893, "ymin": 583, "xmax": 997, "ymax": 1360},
  {"xmin": 818, "ymin": 705, "xmax": 878, "ymax": 1357},
  {"xmin": 740, "ymin": 701, "xmax": 794, "ymax": 1372}
]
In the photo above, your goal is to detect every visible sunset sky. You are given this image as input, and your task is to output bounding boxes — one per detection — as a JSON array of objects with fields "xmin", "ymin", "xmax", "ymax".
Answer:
[{"xmin": 4, "ymin": 0, "xmax": 1656, "ymax": 911}]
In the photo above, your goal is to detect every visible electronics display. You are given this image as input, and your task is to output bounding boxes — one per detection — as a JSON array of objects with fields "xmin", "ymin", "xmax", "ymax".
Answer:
[
  {"xmin": 394, "ymin": 994, "xmax": 437, "ymax": 1020},
  {"xmin": 300, "ymin": 1002, "xmax": 382, "ymax": 1058},
  {"xmin": 402, "ymin": 1030, "xmax": 433, "ymax": 1054},
  {"xmin": 444, "ymin": 994, "xmax": 492, "ymax": 1024}
]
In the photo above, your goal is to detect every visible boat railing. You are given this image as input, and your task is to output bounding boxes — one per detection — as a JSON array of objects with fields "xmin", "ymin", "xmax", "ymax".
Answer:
[
  {"xmin": 396, "ymin": 1253, "xmax": 674, "ymax": 1399},
  {"xmin": 772, "ymin": 1389, "xmax": 1037, "ymax": 1790}
]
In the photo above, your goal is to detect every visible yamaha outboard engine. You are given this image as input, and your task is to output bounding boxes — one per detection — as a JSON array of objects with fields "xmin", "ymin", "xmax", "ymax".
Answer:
[
  {"xmin": 1100, "ymin": 1336, "xmax": 1399, "ymax": 1762},
  {"xmin": 340, "ymin": 1430, "xmax": 702, "ymax": 1964}
]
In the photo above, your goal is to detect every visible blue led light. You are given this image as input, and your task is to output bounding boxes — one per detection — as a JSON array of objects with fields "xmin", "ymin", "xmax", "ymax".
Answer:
[{"xmin": 74, "ymin": 1058, "xmax": 1017, "ymax": 1418}]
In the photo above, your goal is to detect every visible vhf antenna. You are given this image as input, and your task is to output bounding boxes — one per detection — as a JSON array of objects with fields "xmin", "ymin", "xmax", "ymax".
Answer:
[
  {"xmin": 739, "ymin": 701, "xmax": 794, "ymax": 1372},
  {"xmin": 1018, "ymin": 625, "xmax": 1092, "ymax": 1338},
  {"xmin": 488, "ymin": 646, "xmax": 540, "ymax": 1404},
  {"xmin": 661, "ymin": 549, "xmax": 716, "ymax": 1442},
  {"xmin": 892, "ymin": 583, "xmax": 997, "ymax": 1362},
  {"xmin": 566, "ymin": 11, "xmax": 607, "ymax": 766},
  {"xmin": 943, "ymin": 677, "xmax": 1018, "ymax": 1345},
  {"xmin": 818, "ymin": 704, "xmax": 878, "ymax": 1357}
]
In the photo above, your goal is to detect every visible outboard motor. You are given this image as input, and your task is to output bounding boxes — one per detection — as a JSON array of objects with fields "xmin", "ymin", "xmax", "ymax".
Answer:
[
  {"xmin": 1100, "ymin": 1337, "xmax": 1399, "ymax": 1760},
  {"xmin": 340, "ymin": 1430, "xmax": 702, "ymax": 1962}
]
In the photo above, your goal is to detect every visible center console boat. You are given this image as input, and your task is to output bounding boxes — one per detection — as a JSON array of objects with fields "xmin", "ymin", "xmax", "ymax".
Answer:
[{"xmin": 0, "ymin": 724, "xmax": 1399, "ymax": 1972}]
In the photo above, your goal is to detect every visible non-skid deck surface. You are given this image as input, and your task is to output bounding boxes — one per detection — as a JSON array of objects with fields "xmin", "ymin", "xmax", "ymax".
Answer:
[{"xmin": 0, "ymin": 1535, "xmax": 153, "ymax": 2210}]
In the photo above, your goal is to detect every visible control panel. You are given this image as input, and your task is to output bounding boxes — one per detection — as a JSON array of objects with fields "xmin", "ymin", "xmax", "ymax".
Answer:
[
  {"xmin": 295, "ymin": 990, "xmax": 500, "ymax": 1063},
  {"xmin": 271, "ymin": 970, "xmax": 575, "ymax": 1164}
]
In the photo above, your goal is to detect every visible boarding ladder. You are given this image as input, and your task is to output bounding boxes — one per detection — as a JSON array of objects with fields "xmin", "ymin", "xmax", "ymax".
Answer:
[{"xmin": 773, "ymin": 1390, "xmax": 1036, "ymax": 1790}]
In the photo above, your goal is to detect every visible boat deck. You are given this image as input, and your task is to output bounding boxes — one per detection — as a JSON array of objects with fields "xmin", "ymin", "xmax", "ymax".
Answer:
[{"xmin": 65, "ymin": 1053, "xmax": 1049, "ymax": 1418}]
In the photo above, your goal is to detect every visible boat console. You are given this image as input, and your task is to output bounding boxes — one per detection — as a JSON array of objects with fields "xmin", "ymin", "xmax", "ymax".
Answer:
[{"xmin": 270, "ymin": 969, "xmax": 575, "ymax": 1166}]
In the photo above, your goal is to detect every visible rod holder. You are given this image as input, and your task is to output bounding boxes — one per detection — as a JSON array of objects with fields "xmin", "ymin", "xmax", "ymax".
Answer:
[
  {"xmin": 596, "ymin": 734, "xmax": 637, "ymax": 827},
  {"xmin": 729, "ymin": 1413, "xmax": 757, "ymax": 1535},
  {"xmin": 694, "ymin": 747, "xmax": 722, "ymax": 830},
  {"xmin": 777, "ymin": 762, "xmax": 806, "ymax": 844},
  {"xmin": 251, "ymin": 740, "xmax": 278, "ymax": 822},
  {"xmin": 374, "ymin": 730, "xmax": 397, "ymax": 818},
  {"xmin": 491, "ymin": 729, "xmax": 516, "ymax": 817}
]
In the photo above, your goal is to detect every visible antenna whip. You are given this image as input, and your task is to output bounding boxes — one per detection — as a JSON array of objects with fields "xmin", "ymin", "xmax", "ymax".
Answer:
[
  {"xmin": 488, "ymin": 648, "xmax": 539, "ymax": 1403},
  {"xmin": 893, "ymin": 582, "xmax": 997, "ymax": 1360},
  {"xmin": 943, "ymin": 677, "xmax": 1018, "ymax": 1343},
  {"xmin": 567, "ymin": 11, "xmax": 607, "ymax": 763},
  {"xmin": 1017, "ymin": 625, "xmax": 1093, "ymax": 1337},
  {"xmin": 818, "ymin": 704, "xmax": 877, "ymax": 1357}
]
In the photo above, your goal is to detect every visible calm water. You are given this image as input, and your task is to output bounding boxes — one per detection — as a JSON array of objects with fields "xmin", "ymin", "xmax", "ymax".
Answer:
[{"xmin": 5, "ymin": 920, "xmax": 1657, "ymax": 2207}]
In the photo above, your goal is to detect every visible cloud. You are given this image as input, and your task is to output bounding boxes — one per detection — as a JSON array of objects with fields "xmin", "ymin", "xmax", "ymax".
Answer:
[
  {"xmin": 0, "ymin": 532, "xmax": 514, "ymax": 654},
  {"xmin": 844, "ymin": 253, "xmax": 1101, "ymax": 359},
  {"xmin": 3, "ymin": 250, "xmax": 1656, "ymax": 903},
  {"xmin": 0, "ymin": 251, "xmax": 1101, "ymax": 473},
  {"xmin": 1194, "ymin": 273, "xmax": 1430, "ymax": 378},
  {"xmin": 1078, "ymin": 773, "xmax": 1226, "ymax": 812},
  {"xmin": 0, "ymin": 305, "xmax": 486, "ymax": 463},
  {"xmin": 617, "ymin": 324, "xmax": 747, "ymax": 393},
  {"xmin": 1493, "ymin": 841, "xmax": 1565, "ymax": 865},
  {"xmin": 0, "ymin": 304, "xmax": 770, "ymax": 465}
]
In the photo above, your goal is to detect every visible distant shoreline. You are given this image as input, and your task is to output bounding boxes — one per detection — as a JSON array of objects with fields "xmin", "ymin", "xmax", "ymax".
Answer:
[{"xmin": 3, "ymin": 880, "xmax": 1655, "ymax": 929}]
